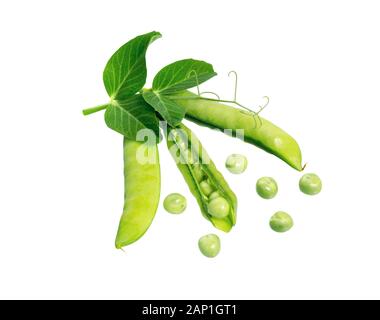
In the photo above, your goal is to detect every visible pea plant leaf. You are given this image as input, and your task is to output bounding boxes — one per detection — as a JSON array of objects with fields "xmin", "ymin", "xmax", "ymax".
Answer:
[
  {"xmin": 104, "ymin": 94, "xmax": 159, "ymax": 140},
  {"xmin": 103, "ymin": 31, "xmax": 161, "ymax": 100},
  {"xmin": 152, "ymin": 59, "xmax": 217, "ymax": 94},
  {"xmin": 142, "ymin": 90, "xmax": 186, "ymax": 126}
]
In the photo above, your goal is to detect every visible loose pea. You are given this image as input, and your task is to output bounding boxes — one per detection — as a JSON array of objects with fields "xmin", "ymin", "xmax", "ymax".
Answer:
[
  {"xmin": 198, "ymin": 234, "xmax": 221, "ymax": 258},
  {"xmin": 209, "ymin": 191, "xmax": 220, "ymax": 201},
  {"xmin": 299, "ymin": 173, "xmax": 322, "ymax": 195},
  {"xmin": 270, "ymin": 211, "xmax": 293, "ymax": 233},
  {"xmin": 200, "ymin": 180, "xmax": 214, "ymax": 196},
  {"xmin": 225, "ymin": 154, "xmax": 248, "ymax": 174},
  {"xmin": 256, "ymin": 177, "xmax": 278, "ymax": 199},
  {"xmin": 163, "ymin": 193, "xmax": 187, "ymax": 214},
  {"xmin": 208, "ymin": 197, "xmax": 230, "ymax": 218}
]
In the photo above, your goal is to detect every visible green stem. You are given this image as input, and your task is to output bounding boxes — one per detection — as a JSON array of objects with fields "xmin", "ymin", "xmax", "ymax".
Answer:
[{"xmin": 82, "ymin": 103, "xmax": 109, "ymax": 116}]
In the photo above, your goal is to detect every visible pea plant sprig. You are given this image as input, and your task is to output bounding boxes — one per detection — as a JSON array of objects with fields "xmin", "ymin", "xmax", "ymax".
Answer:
[
  {"xmin": 82, "ymin": 31, "xmax": 268, "ymax": 139},
  {"xmin": 83, "ymin": 31, "xmax": 306, "ymax": 251}
]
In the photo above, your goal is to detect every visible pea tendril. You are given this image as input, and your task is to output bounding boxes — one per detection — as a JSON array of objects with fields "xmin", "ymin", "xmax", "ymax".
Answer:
[{"xmin": 169, "ymin": 70, "xmax": 270, "ymax": 129}]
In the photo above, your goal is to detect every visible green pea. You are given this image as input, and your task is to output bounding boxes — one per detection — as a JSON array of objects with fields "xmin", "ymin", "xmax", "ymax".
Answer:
[
  {"xmin": 225, "ymin": 154, "xmax": 248, "ymax": 174},
  {"xmin": 256, "ymin": 177, "xmax": 278, "ymax": 199},
  {"xmin": 270, "ymin": 211, "xmax": 293, "ymax": 233},
  {"xmin": 163, "ymin": 193, "xmax": 187, "ymax": 214},
  {"xmin": 182, "ymin": 149, "xmax": 195, "ymax": 165},
  {"xmin": 192, "ymin": 164, "xmax": 204, "ymax": 181},
  {"xmin": 208, "ymin": 197, "xmax": 230, "ymax": 218},
  {"xmin": 200, "ymin": 180, "xmax": 214, "ymax": 196},
  {"xmin": 208, "ymin": 191, "xmax": 220, "ymax": 201},
  {"xmin": 299, "ymin": 173, "xmax": 322, "ymax": 195},
  {"xmin": 198, "ymin": 234, "xmax": 221, "ymax": 258}
]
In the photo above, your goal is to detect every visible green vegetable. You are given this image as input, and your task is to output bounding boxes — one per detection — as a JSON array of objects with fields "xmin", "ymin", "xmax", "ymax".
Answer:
[
  {"xmin": 256, "ymin": 177, "xmax": 278, "ymax": 199},
  {"xmin": 225, "ymin": 154, "xmax": 248, "ymax": 174},
  {"xmin": 172, "ymin": 91, "xmax": 303, "ymax": 171},
  {"xmin": 200, "ymin": 180, "xmax": 214, "ymax": 196},
  {"xmin": 198, "ymin": 234, "xmax": 221, "ymax": 258},
  {"xmin": 299, "ymin": 173, "xmax": 322, "ymax": 195},
  {"xmin": 208, "ymin": 197, "xmax": 230, "ymax": 218},
  {"xmin": 163, "ymin": 193, "xmax": 187, "ymax": 214},
  {"xmin": 166, "ymin": 124, "xmax": 237, "ymax": 232},
  {"xmin": 83, "ymin": 31, "xmax": 310, "ymax": 253},
  {"xmin": 270, "ymin": 211, "xmax": 293, "ymax": 233},
  {"xmin": 209, "ymin": 191, "xmax": 220, "ymax": 201},
  {"xmin": 115, "ymin": 139, "xmax": 161, "ymax": 249},
  {"xmin": 192, "ymin": 164, "xmax": 204, "ymax": 181}
]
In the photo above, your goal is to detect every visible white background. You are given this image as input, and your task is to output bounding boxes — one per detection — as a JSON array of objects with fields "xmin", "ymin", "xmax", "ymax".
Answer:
[{"xmin": 0, "ymin": 0, "xmax": 379, "ymax": 300}]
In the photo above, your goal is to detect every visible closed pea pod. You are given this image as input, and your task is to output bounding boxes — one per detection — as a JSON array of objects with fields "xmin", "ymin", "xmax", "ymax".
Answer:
[
  {"xmin": 173, "ymin": 91, "xmax": 303, "ymax": 171},
  {"xmin": 166, "ymin": 124, "xmax": 237, "ymax": 232},
  {"xmin": 115, "ymin": 139, "xmax": 161, "ymax": 249}
]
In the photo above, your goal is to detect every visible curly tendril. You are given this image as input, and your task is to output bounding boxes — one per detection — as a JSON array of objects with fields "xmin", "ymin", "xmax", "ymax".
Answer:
[{"xmin": 176, "ymin": 70, "xmax": 269, "ymax": 129}]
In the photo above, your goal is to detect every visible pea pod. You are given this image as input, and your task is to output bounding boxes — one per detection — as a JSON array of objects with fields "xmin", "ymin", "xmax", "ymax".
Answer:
[
  {"xmin": 166, "ymin": 124, "xmax": 237, "ymax": 232},
  {"xmin": 173, "ymin": 91, "xmax": 303, "ymax": 171},
  {"xmin": 115, "ymin": 139, "xmax": 161, "ymax": 249}
]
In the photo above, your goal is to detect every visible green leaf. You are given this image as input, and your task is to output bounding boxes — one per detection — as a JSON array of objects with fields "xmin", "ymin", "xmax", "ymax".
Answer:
[
  {"xmin": 142, "ymin": 90, "xmax": 186, "ymax": 126},
  {"xmin": 152, "ymin": 59, "xmax": 217, "ymax": 94},
  {"xmin": 103, "ymin": 31, "xmax": 161, "ymax": 100},
  {"xmin": 104, "ymin": 95, "xmax": 159, "ymax": 140}
]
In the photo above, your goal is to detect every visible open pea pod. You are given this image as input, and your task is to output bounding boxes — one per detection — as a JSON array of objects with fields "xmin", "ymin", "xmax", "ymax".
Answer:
[
  {"xmin": 166, "ymin": 124, "xmax": 237, "ymax": 232},
  {"xmin": 172, "ymin": 91, "xmax": 303, "ymax": 171}
]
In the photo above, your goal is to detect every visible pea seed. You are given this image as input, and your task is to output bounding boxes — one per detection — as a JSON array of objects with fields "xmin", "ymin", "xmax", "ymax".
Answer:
[
  {"xmin": 299, "ymin": 173, "xmax": 322, "ymax": 195},
  {"xmin": 198, "ymin": 234, "xmax": 221, "ymax": 258},
  {"xmin": 192, "ymin": 164, "xmax": 204, "ymax": 181},
  {"xmin": 208, "ymin": 191, "xmax": 220, "ymax": 201},
  {"xmin": 256, "ymin": 177, "xmax": 278, "ymax": 199},
  {"xmin": 182, "ymin": 149, "xmax": 195, "ymax": 165},
  {"xmin": 270, "ymin": 211, "xmax": 293, "ymax": 233},
  {"xmin": 208, "ymin": 197, "xmax": 230, "ymax": 218},
  {"xmin": 200, "ymin": 180, "xmax": 214, "ymax": 196},
  {"xmin": 225, "ymin": 154, "xmax": 248, "ymax": 174},
  {"xmin": 163, "ymin": 193, "xmax": 187, "ymax": 214}
]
